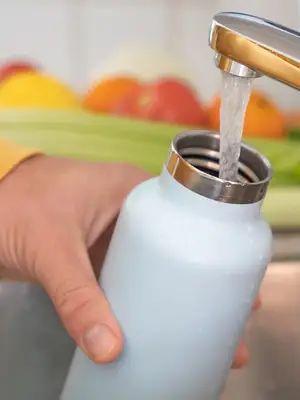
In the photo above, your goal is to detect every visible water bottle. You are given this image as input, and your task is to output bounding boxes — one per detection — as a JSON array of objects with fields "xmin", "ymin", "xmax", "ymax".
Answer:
[{"xmin": 61, "ymin": 130, "xmax": 273, "ymax": 400}]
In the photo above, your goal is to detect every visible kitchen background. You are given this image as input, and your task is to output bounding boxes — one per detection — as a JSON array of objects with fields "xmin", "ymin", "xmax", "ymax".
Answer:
[
  {"xmin": 1, "ymin": 2, "xmax": 300, "ymax": 400},
  {"xmin": 0, "ymin": 0, "xmax": 299, "ymax": 233},
  {"xmin": 1, "ymin": 0, "xmax": 298, "ymax": 108}
]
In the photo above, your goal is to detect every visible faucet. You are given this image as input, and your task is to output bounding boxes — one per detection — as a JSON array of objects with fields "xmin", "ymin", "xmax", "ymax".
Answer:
[{"xmin": 209, "ymin": 12, "xmax": 300, "ymax": 89}]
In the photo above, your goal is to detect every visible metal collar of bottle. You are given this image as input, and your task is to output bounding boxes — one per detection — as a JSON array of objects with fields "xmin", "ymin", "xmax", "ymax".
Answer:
[{"xmin": 166, "ymin": 130, "xmax": 273, "ymax": 205}]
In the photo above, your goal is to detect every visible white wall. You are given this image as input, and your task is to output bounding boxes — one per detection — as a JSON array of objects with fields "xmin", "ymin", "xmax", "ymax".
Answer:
[{"xmin": 0, "ymin": 0, "xmax": 299, "ymax": 109}]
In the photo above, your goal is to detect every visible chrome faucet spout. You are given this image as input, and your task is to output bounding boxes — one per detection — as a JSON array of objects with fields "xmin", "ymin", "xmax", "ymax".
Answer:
[{"xmin": 209, "ymin": 12, "xmax": 300, "ymax": 89}]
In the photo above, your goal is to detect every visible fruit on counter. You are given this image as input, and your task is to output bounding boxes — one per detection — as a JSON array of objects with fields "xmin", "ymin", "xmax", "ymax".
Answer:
[
  {"xmin": 114, "ymin": 78, "xmax": 208, "ymax": 126},
  {"xmin": 0, "ymin": 72, "xmax": 81, "ymax": 109},
  {"xmin": 0, "ymin": 60, "xmax": 39, "ymax": 83},
  {"xmin": 88, "ymin": 45, "xmax": 195, "ymax": 88},
  {"xmin": 207, "ymin": 89, "xmax": 286, "ymax": 139},
  {"xmin": 83, "ymin": 76, "xmax": 140, "ymax": 113}
]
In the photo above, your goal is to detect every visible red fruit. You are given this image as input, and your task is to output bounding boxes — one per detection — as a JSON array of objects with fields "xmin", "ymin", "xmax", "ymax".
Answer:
[
  {"xmin": 0, "ymin": 60, "xmax": 39, "ymax": 83},
  {"xmin": 114, "ymin": 78, "xmax": 208, "ymax": 126}
]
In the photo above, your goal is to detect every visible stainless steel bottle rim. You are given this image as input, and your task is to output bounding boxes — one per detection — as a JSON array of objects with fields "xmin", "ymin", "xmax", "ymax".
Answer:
[{"xmin": 166, "ymin": 130, "xmax": 273, "ymax": 205}]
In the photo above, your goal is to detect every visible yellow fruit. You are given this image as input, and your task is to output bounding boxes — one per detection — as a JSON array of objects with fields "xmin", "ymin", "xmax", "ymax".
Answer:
[{"xmin": 0, "ymin": 72, "xmax": 81, "ymax": 109}]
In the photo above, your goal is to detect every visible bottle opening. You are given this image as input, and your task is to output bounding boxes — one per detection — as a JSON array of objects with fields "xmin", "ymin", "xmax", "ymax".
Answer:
[
  {"xmin": 179, "ymin": 147, "xmax": 257, "ymax": 184},
  {"xmin": 166, "ymin": 130, "xmax": 272, "ymax": 204}
]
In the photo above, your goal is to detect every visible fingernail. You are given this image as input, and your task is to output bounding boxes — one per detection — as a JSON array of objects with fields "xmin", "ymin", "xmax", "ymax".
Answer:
[
  {"xmin": 232, "ymin": 341, "xmax": 249, "ymax": 369},
  {"xmin": 83, "ymin": 324, "xmax": 118, "ymax": 362},
  {"xmin": 252, "ymin": 296, "xmax": 262, "ymax": 311}
]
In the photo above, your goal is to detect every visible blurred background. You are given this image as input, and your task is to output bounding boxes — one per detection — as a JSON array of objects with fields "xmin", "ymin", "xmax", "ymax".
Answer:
[
  {"xmin": 0, "ymin": 0, "xmax": 299, "ymax": 237},
  {"xmin": 0, "ymin": 0, "xmax": 297, "ymax": 108},
  {"xmin": 1, "ymin": 2, "xmax": 300, "ymax": 400},
  {"xmin": 0, "ymin": 0, "xmax": 298, "ymax": 134}
]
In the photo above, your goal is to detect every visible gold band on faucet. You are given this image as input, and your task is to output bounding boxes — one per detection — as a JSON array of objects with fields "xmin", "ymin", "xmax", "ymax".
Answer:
[{"xmin": 210, "ymin": 13, "xmax": 300, "ymax": 90}]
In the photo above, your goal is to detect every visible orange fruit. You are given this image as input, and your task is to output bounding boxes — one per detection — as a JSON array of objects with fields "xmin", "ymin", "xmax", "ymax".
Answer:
[
  {"xmin": 83, "ymin": 76, "xmax": 141, "ymax": 113},
  {"xmin": 207, "ymin": 89, "xmax": 285, "ymax": 139}
]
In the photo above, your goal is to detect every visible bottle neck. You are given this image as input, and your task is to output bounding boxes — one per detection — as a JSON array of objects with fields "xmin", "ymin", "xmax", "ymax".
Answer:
[
  {"xmin": 159, "ymin": 167, "xmax": 262, "ymax": 220},
  {"xmin": 166, "ymin": 130, "xmax": 272, "ymax": 205}
]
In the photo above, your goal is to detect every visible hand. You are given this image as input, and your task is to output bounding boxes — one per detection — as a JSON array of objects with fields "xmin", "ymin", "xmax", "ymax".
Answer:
[
  {"xmin": 232, "ymin": 294, "xmax": 261, "ymax": 368},
  {"xmin": 0, "ymin": 155, "xmax": 256, "ymax": 368}
]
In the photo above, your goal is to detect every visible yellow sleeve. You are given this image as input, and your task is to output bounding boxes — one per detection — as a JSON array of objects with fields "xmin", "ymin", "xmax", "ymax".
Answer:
[{"xmin": 0, "ymin": 139, "xmax": 41, "ymax": 179}]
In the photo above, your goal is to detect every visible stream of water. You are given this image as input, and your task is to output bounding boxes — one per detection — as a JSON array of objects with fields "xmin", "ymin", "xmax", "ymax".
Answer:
[{"xmin": 219, "ymin": 72, "xmax": 253, "ymax": 182}]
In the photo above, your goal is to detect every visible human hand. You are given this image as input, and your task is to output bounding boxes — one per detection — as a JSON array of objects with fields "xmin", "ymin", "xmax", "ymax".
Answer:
[
  {"xmin": 232, "ymin": 294, "xmax": 261, "ymax": 368},
  {"xmin": 0, "ymin": 155, "xmax": 257, "ymax": 368}
]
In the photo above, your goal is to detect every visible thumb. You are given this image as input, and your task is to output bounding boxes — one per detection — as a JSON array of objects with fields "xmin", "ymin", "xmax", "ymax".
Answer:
[{"xmin": 36, "ymin": 230, "xmax": 123, "ymax": 364}]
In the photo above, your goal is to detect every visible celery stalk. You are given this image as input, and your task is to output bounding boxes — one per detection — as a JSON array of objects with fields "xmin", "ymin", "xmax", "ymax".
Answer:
[
  {"xmin": 0, "ymin": 110, "xmax": 299, "ymax": 186},
  {"xmin": 0, "ymin": 110, "xmax": 299, "ymax": 229}
]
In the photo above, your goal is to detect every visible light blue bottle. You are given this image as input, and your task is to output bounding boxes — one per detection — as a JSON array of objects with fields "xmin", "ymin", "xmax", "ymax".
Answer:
[{"xmin": 61, "ymin": 130, "xmax": 273, "ymax": 400}]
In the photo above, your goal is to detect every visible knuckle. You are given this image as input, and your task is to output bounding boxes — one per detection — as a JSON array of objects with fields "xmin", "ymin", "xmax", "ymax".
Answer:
[{"xmin": 53, "ymin": 280, "xmax": 96, "ymax": 321}]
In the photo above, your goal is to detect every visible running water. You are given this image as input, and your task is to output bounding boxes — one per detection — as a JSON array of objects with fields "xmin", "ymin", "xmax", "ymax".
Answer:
[{"xmin": 219, "ymin": 72, "xmax": 253, "ymax": 181}]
